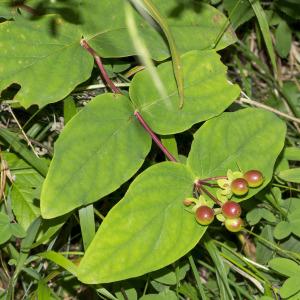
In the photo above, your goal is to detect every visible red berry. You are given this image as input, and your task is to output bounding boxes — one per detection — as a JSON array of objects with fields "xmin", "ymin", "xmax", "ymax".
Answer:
[
  {"xmin": 224, "ymin": 218, "xmax": 243, "ymax": 232},
  {"xmin": 231, "ymin": 178, "xmax": 248, "ymax": 196},
  {"xmin": 222, "ymin": 201, "xmax": 241, "ymax": 219},
  {"xmin": 195, "ymin": 206, "xmax": 214, "ymax": 226},
  {"xmin": 244, "ymin": 170, "xmax": 264, "ymax": 188}
]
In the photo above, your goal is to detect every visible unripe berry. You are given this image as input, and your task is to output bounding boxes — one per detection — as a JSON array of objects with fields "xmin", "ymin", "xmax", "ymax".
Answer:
[
  {"xmin": 195, "ymin": 206, "xmax": 214, "ymax": 226},
  {"xmin": 231, "ymin": 178, "xmax": 248, "ymax": 196},
  {"xmin": 244, "ymin": 170, "xmax": 264, "ymax": 188},
  {"xmin": 222, "ymin": 201, "xmax": 241, "ymax": 219},
  {"xmin": 224, "ymin": 218, "xmax": 243, "ymax": 232}
]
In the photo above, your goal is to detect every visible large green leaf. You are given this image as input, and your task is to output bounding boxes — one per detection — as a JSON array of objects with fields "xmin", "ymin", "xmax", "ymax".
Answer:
[
  {"xmin": 2, "ymin": 153, "xmax": 43, "ymax": 230},
  {"xmin": 130, "ymin": 50, "xmax": 240, "ymax": 134},
  {"xmin": 187, "ymin": 108, "xmax": 286, "ymax": 202},
  {"xmin": 41, "ymin": 94, "xmax": 151, "ymax": 219},
  {"xmin": 82, "ymin": 0, "xmax": 236, "ymax": 60},
  {"xmin": 78, "ymin": 162, "xmax": 206, "ymax": 283},
  {"xmin": 0, "ymin": 15, "xmax": 93, "ymax": 108}
]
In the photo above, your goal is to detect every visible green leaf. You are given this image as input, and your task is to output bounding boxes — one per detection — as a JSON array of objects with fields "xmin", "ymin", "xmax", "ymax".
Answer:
[
  {"xmin": 249, "ymin": 0, "xmax": 277, "ymax": 74},
  {"xmin": 0, "ymin": 129, "xmax": 49, "ymax": 176},
  {"xmin": 223, "ymin": 0, "xmax": 254, "ymax": 29},
  {"xmin": 140, "ymin": 290, "xmax": 177, "ymax": 300},
  {"xmin": 275, "ymin": 21, "xmax": 292, "ymax": 58},
  {"xmin": 278, "ymin": 168, "xmax": 300, "ymax": 183},
  {"xmin": 9, "ymin": 223, "xmax": 26, "ymax": 238},
  {"xmin": 38, "ymin": 251, "xmax": 78, "ymax": 276},
  {"xmin": 0, "ymin": 212, "xmax": 12, "ymax": 244},
  {"xmin": 2, "ymin": 152, "xmax": 43, "ymax": 230},
  {"xmin": 187, "ymin": 108, "xmax": 286, "ymax": 202},
  {"xmin": 0, "ymin": 0, "xmax": 16, "ymax": 19},
  {"xmin": 275, "ymin": 0, "xmax": 300, "ymax": 20},
  {"xmin": 246, "ymin": 208, "xmax": 262, "ymax": 225},
  {"xmin": 78, "ymin": 162, "xmax": 206, "ymax": 284},
  {"xmin": 79, "ymin": 204, "xmax": 95, "ymax": 251},
  {"xmin": 41, "ymin": 94, "xmax": 151, "ymax": 219},
  {"xmin": 280, "ymin": 276, "xmax": 300, "ymax": 298},
  {"xmin": 37, "ymin": 280, "xmax": 52, "ymax": 300},
  {"xmin": 284, "ymin": 147, "xmax": 300, "ymax": 161},
  {"xmin": 82, "ymin": 1, "xmax": 236, "ymax": 60},
  {"xmin": 274, "ymin": 221, "xmax": 292, "ymax": 240},
  {"xmin": 269, "ymin": 258, "xmax": 300, "ymax": 277},
  {"xmin": 130, "ymin": 50, "xmax": 240, "ymax": 134},
  {"xmin": 0, "ymin": 15, "xmax": 93, "ymax": 108}
]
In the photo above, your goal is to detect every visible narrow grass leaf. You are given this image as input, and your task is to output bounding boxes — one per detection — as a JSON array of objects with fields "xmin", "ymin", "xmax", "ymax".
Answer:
[
  {"xmin": 249, "ymin": 0, "xmax": 277, "ymax": 75},
  {"xmin": 79, "ymin": 204, "xmax": 95, "ymax": 251}
]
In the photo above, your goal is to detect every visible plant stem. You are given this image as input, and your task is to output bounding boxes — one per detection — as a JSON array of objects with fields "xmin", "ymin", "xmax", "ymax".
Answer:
[
  {"xmin": 80, "ymin": 39, "xmax": 121, "ymax": 94},
  {"xmin": 134, "ymin": 111, "xmax": 177, "ymax": 162},
  {"xmin": 81, "ymin": 39, "xmax": 177, "ymax": 162},
  {"xmin": 195, "ymin": 181, "xmax": 222, "ymax": 206},
  {"xmin": 200, "ymin": 176, "xmax": 227, "ymax": 181}
]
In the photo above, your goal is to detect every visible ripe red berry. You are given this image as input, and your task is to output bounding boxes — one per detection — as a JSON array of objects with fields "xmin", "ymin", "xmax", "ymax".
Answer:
[
  {"xmin": 224, "ymin": 218, "xmax": 243, "ymax": 232},
  {"xmin": 244, "ymin": 170, "xmax": 264, "ymax": 188},
  {"xmin": 195, "ymin": 206, "xmax": 214, "ymax": 226},
  {"xmin": 231, "ymin": 178, "xmax": 248, "ymax": 196},
  {"xmin": 222, "ymin": 201, "xmax": 241, "ymax": 219}
]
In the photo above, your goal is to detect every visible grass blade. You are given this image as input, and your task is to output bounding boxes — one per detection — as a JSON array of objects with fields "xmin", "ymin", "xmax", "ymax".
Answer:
[
  {"xmin": 79, "ymin": 204, "xmax": 95, "ymax": 251},
  {"xmin": 248, "ymin": 0, "xmax": 277, "ymax": 75},
  {"xmin": 140, "ymin": 0, "xmax": 184, "ymax": 108}
]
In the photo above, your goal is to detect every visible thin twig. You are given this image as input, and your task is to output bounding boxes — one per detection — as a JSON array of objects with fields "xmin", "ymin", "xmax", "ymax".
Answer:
[
  {"xmin": 80, "ymin": 39, "xmax": 177, "ymax": 162},
  {"xmin": 7, "ymin": 106, "xmax": 39, "ymax": 157},
  {"xmin": 80, "ymin": 39, "xmax": 121, "ymax": 94},
  {"xmin": 134, "ymin": 111, "xmax": 177, "ymax": 162},
  {"xmin": 236, "ymin": 92, "xmax": 300, "ymax": 124}
]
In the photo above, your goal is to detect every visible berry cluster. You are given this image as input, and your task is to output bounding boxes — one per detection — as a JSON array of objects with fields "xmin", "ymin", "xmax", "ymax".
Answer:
[{"xmin": 183, "ymin": 169, "xmax": 264, "ymax": 232}]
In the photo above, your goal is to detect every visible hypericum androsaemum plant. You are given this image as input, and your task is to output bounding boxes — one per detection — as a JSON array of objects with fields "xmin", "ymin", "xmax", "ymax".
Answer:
[{"xmin": 0, "ymin": 0, "xmax": 287, "ymax": 292}]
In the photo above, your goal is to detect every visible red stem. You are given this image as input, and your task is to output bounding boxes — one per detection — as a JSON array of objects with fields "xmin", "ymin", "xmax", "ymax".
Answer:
[
  {"xmin": 200, "ymin": 176, "xmax": 227, "ymax": 182},
  {"xmin": 134, "ymin": 111, "xmax": 177, "ymax": 162},
  {"xmin": 195, "ymin": 180, "xmax": 222, "ymax": 206},
  {"xmin": 80, "ymin": 39, "xmax": 121, "ymax": 94},
  {"xmin": 80, "ymin": 40, "xmax": 177, "ymax": 162}
]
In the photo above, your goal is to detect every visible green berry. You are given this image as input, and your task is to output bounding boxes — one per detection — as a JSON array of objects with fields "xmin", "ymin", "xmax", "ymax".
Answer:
[
  {"xmin": 224, "ymin": 218, "xmax": 243, "ymax": 232},
  {"xmin": 244, "ymin": 170, "xmax": 264, "ymax": 188},
  {"xmin": 195, "ymin": 206, "xmax": 214, "ymax": 226},
  {"xmin": 222, "ymin": 201, "xmax": 241, "ymax": 219},
  {"xmin": 231, "ymin": 178, "xmax": 248, "ymax": 196}
]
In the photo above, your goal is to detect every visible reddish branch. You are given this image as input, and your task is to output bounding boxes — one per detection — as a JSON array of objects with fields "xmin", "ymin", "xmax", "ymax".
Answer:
[{"xmin": 80, "ymin": 39, "xmax": 177, "ymax": 162}]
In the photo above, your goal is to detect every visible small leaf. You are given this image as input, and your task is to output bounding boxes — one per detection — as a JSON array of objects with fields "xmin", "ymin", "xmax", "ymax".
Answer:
[
  {"xmin": 38, "ymin": 251, "xmax": 78, "ymax": 276},
  {"xmin": 269, "ymin": 258, "xmax": 300, "ymax": 277},
  {"xmin": 78, "ymin": 163, "xmax": 206, "ymax": 284},
  {"xmin": 278, "ymin": 168, "xmax": 300, "ymax": 183},
  {"xmin": 275, "ymin": 21, "xmax": 292, "ymax": 58},
  {"xmin": 41, "ymin": 94, "xmax": 151, "ymax": 218},
  {"xmin": 10, "ymin": 223, "xmax": 26, "ymax": 238},
  {"xmin": 187, "ymin": 108, "xmax": 286, "ymax": 202},
  {"xmin": 140, "ymin": 290, "xmax": 177, "ymax": 300},
  {"xmin": 274, "ymin": 221, "xmax": 292, "ymax": 240},
  {"xmin": 280, "ymin": 276, "xmax": 300, "ymax": 298},
  {"xmin": 0, "ymin": 212, "xmax": 12, "ymax": 244},
  {"xmin": 130, "ymin": 50, "xmax": 240, "ymax": 134},
  {"xmin": 284, "ymin": 147, "xmax": 300, "ymax": 161},
  {"xmin": 223, "ymin": 0, "xmax": 254, "ymax": 29},
  {"xmin": 246, "ymin": 208, "xmax": 262, "ymax": 225},
  {"xmin": 2, "ymin": 152, "xmax": 43, "ymax": 230},
  {"xmin": 260, "ymin": 208, "xmax": 276, "ymax": 223}
]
